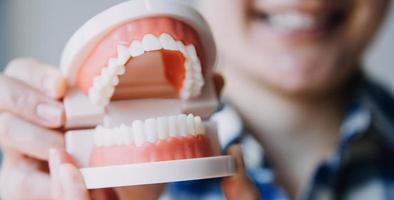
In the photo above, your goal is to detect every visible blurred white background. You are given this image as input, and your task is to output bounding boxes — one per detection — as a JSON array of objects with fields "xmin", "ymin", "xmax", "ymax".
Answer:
[{"xmin": 0, "ymin": 0, "xmax": 393, "ymax": 91}]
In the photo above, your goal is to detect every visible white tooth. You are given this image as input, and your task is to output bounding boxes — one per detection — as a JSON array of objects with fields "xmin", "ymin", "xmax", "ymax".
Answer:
[
  {"xmin": 120, "ymin": 124, "xmax": 132, "ymax": 144},
  {"xmin": 159, "ymin": 33, "xmax": 178, "ymax": 51},
  {"xmin": 180, "ymin": 90, "xmax": 192, "ymax": 99},
  {"xmin": 129, "ymin": 40, "xmax": 145, "ymax": 57},
  {"xmin": 192, "ymin": 61, "xmax": 202, "ymax": 73},
  {"xmin": 132, "ymin": 120, "xmax": 145, "ymax": 146},
  {"xmin": 186, "ymin": 45, "xmax": 199, "ymax": 62},
  {"xmin": 269, "ymin": 12, "xmax": 315, "ymax": 29},
  {"xmin": 184, "ymin": 60, "xmax": 193, "ymax": 71},
  {"xmin": 108, "ymin": 58, "xmax": 120, "ymax": 68},
  {"xmin": 105, "ymin": 64, "xmax": 119, "ymax": 78},
  {"xmin": 183, "ymin": 79, "xmax": 194, "ymax": 90},
  {"xmin": 168, "ymin": 116, "xmax": 178, "ymax": 137},
  {"xmin": 116, "ymin": 65, "xmax": 126, "ymax": 75},
  {"xmin": 186, "ymin": 114, "xmax": 195, "ymax": 135},
  {"xmin": 103, "ymin": 131, "xmax": 112, "ymax": 147},
  {"xmin": 177, "ymin": 114, "xmax": 188, "ymax": 136},
  {"xmin": 194, "ymin": 116, "xmax": 205, "ymax": 134},
  {"xmin": 142, "ymin": 34, "xmax": 161, "ymax": 51},
  {"xmin": 93, "ymin": 74, "xmax": 109, "ymax": 89},
  {"xmin": 113, "ymin": 127, "xmax": 123, "ymax": 145},
  {"xmin": 144, "ymin": 118, "xmax": 157, "ymax": 143},
  {"xmin": 117, "ymin": 45, "xmax": 130, "ymax": 65},
  {"xmin": 103, "ymin": 86, "xmax": 115, "ymax": 98},
  {"xmin": 111, "ymin": 75, "xmax": 119, "ymax": 86},
  {"xmin": 176, "ymin": 41, "xmax": 188, "ymax": 57},
  {"xmin": 157, "ymin": 117, "xmax": 169, "ymax": 140}
]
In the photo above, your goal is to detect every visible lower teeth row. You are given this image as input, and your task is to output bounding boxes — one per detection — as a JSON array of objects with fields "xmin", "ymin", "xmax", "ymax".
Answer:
[{"xmin": 94, "ymin": 114, "xmax": 205, "ymax": 147}]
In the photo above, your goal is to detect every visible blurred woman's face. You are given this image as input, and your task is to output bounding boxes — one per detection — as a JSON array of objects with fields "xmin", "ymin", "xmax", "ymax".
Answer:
[{"xmin": 200, "ymin": 0, "xmax": 390, "ymax": 97}]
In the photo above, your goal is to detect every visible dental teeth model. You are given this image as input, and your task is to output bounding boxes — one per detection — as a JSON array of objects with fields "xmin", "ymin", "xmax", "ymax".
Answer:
[{"xmin": 61, "ymin": 0, "xmax": 234, "ymax": 189}]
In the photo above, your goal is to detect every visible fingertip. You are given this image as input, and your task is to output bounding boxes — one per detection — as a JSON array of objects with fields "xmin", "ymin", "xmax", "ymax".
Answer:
[
  {"xmin": 59, "ymin": 163, "xmax": 89, "ymax": 200},
  {"xmin": 226, "ymin": 144, "xmax": 246, "ymax": 174},
  {"xmin": 44, "ymin": 72, "xmax": 67, "ymax": 100}
]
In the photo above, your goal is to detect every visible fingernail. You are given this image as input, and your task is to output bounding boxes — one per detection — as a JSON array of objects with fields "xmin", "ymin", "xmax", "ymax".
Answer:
[{"xmin": 36, "ymin": 103, "xmax": 64, "ymax": 125}]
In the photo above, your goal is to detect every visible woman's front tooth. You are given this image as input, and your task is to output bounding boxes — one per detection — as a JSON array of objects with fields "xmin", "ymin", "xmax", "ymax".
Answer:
[
  {"xmin": 157, "ymin": 117, "xmax": 169, "ymax": 140},
  {"xmin": 186, "ymin": 114, "xmax": 195, "ymax": 135},
  {"xmin": 159, "ymin": 33, "xmax": 178, "ymax": 51},
  {"xmin": 186, "ymin": 45, "xmax": 199, "ymax": 62},
  {"xmin": 177, "ymin": 114, "xmax": 188, "ymax": 136},
  {"xmin": 142, "ymin": 34, "xmax": 161, "ymax": 51},
  {"xmin": 132, "ymin": 120, "xmax": 145, "ymax": 146},
  {"xmin": 129, "ymin": 40, "xmax": 144, "ymax": 57},
  {"xmin": 168, "ymin": 116, "xmax": 178, "ymax": 137},
  {"xmin": 194, "ymin": 116, "xmax": 205, "ymax": 134},
  {"xmin": 117, "ymin": 45, "xmax": 130, "ymax": 65},
  {"xmin": 144, "ymin": 118, "xmax": 157, "ymax": 143}
]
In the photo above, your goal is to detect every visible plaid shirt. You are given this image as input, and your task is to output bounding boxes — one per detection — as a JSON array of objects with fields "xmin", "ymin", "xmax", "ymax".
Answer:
[{"xmin": 162, "ymin": 79, "xmax": 394, "ymax": 200}]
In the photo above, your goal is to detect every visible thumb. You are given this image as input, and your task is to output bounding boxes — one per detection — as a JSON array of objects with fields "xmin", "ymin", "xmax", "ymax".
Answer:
[
  {"xmin": 58, "ymin": 164, "xmax": 90, "ymax": 200},
  {"xmin": 222, "ymin": 145, "xmax": 260, "ymax": 200},
  {"xmin": 49, "ymin": 148, "xmax": 90, "ymax": 200}
]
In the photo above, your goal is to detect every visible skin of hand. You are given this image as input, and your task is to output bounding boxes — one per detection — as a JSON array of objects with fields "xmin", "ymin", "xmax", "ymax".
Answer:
[
  {"xmin": 0, "ymin": 58, "xmax": 258, "ymax": 199},
  {"xmin": 0, "ymin": 58, "xmax": 66, "ymax": 199}
]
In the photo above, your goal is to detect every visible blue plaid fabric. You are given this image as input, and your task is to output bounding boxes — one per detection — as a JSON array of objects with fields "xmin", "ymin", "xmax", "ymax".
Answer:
[{"xmin": 162, "ymin": 79, "xmax": 394, "ymax": 200}]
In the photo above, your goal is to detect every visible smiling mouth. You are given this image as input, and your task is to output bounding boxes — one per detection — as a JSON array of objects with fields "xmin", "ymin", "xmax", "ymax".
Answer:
[{"xmin": 251, "ymin": 4, "xmax": 347, "ymax": 37}]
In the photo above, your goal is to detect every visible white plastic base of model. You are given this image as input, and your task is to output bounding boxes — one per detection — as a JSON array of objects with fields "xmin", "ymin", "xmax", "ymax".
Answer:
[
  {"xmin": 81, "ymin": 156, "xmax": 235, "ymax": 189},
  {"xmin": 66, "ymin": 121, "xmax": 235, "ymax": 189}
]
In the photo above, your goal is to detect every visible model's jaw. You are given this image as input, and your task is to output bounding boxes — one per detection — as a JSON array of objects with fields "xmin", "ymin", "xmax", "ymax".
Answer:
[{"xmin": 88, "ymin": 33, "xmax": 204, "ymax": 106}]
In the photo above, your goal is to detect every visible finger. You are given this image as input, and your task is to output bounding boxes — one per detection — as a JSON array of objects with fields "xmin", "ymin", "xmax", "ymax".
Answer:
[
  {"xmin": 213, "ymin": 73, "xmax": 225, "ymax": 97},
  {"xmin": 0, "ymin": 76, "xmax": 65, "ymax": 128},
  {"xmin": 0, "ymin": 153, "xmax": 52, "ymax": 199},
  {"xmin": 0, "ymin": 113, "xmax": 64, "ymax": 160},
  {"xmin": 59, "ymin": 164, "xmax": 90, "ymax": 200},
  {"xmin": 222, "ymin": 145, "xmax": 260, "ymax": 200},
  {"xmin": 4, "ymin": 58, "xmax": 67, "ymax": 99},
  {"xmin": 49, "ymin": 148, "xmax": 75, "ymax": 199},
  {"xmin": 115, "ymin": 184, "xmax": 165, "ymax": 200}
]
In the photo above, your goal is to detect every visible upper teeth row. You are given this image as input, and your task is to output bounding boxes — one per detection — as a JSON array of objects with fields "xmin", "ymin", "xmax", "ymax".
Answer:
[
  {"xmin": 268, "ymin": 12, "xmax": 318, "ymax": 29},
  {"xmin": 88, "ymin": 33, "xmax": 205, "ymax": 106},
  {"xmin": 94, "ymin": 114, "xmax": 206, "ymax": 147}
]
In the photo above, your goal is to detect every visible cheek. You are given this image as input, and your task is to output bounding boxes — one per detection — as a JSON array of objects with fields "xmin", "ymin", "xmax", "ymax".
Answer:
[{"xmin": 200, "ymin": 0, "xmax": 250, "ymax": 60}]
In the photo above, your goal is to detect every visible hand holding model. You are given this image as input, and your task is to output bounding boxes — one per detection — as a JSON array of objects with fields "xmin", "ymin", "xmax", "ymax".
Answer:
[{"xmin": 0, "ymin": 60, "xmax": 258, "ymax": 200}]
